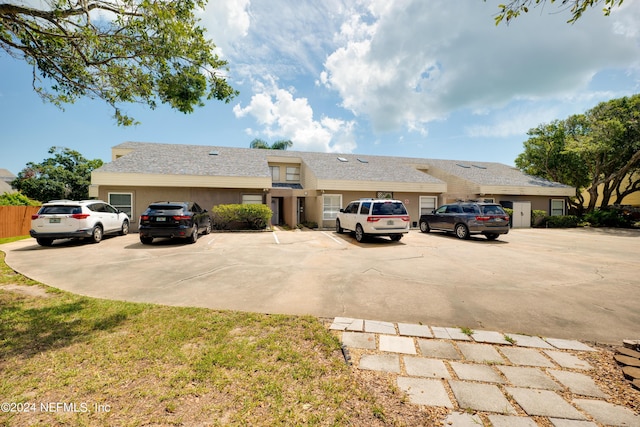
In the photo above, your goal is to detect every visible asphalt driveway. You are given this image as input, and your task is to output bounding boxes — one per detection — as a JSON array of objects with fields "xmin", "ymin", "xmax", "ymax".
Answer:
[{"xmin": 2, "ymin": 227, "xmax": 638, "ymax": 344}]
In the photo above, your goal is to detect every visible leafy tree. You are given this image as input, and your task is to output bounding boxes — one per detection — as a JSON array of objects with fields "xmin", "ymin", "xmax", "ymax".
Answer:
[
  {"xmin": 0, "ymin": 192, "xmax": 40, "ymax": 206},
  {"xmin": 11, "ymin": 147, "xmax": 103, "ymax": 202},
  {"xmin": 249, "ymin": 138, "xmax": 293, "ymax": 150},
  {"xmin": 0, "ymin": 0, "xmax": 238, "ymax": 125},
  {"xmin": 488, "ymin": 0, "xmax": 624, "ymax": 25},
  {"xmin": 516, "ymin": 94, "xmax": 640, "ymax": 212}
]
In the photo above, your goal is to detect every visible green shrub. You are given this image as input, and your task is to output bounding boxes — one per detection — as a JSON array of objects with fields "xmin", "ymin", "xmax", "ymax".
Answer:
[
  {"xmin": 532, "ymin": 210, "xmax": 547, "ymax": 227},
  {"xmin": 581, "ymin": 208, "xmax": 630, "ymax": 228},
  {"xmin": 211, "ymin": 204, "xmax": 272, "ymax": 230},
  {"xmin": 0, "ymin": 192, "xmax": 40, "ymax": 206},
  {"xmin": 544, "ymin": 215, "xmax": 580, "ymax": 228}
]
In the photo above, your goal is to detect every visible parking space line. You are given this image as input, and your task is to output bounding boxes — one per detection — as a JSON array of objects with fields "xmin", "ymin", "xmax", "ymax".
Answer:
[
  {"xmin": 321, "ymin": 231, "xmax": 343, "ymax": 244},
  {"xmin": 272, "ymin": 232, "xmax": 280, "ymax": 244}
]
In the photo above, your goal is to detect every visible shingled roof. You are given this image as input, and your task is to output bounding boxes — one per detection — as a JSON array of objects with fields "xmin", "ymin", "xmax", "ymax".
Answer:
[{"xmin": 95, "ymin": 141, "xmax": 572, "ymax": 192}]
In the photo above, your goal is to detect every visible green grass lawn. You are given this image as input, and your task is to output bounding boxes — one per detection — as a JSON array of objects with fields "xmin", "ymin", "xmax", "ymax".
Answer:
[{"xmin": 0, "ymin": 239, "xmax": 432, "ymax": 426}]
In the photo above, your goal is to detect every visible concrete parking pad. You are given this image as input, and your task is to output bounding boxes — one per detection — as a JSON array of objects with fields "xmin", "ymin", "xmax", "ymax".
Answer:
[
  {"xmin": 548, "ymin": 370, "xmax": 609, "ymax": 398},
  {"xmin": 488, "ymin": 415, "xmax": 539, "ymax": 427},
  {"xmin": 396, "ymin": 377, "xmax": 453, "ymax": 407},
  {"xmin": 573, "ymin": 399, "xmax": 640, "ymax": 426},
  {"xmin": 449, "ymin": 381, "xmax": 516, "ymax": 414},
  {"xmin": 497, "ymin": 366, "xmax": 562, "ymax": 390},
  {"xmin": 403, "ymin": 357, "xmax": 450, "ymax": 379},
  {"xmin": 499, "ymin": 347, "xmax": 555, "ymax": 367},
  {"xmin": 471, "ymin": 330, "xmax": 512, "ymax": 345},
  {"xmin": 543, "ymin": 350, "xmax": 593, "ymax": 370},
  {"xmin": 397, "ymin": 323, "xmax": 432, "ymax": 338},
  {"xmin": 457, "ymin": 343, "xmax": 505, "ymax": 364},
  {"xmin": 505, "ymin": 388, "xmax": 587, "ymax": 419},
  {"xmin": 549, "ymin": 419, "xmax": 598, "ymax": 427},
  {"xmin": 359, "ymin": 354, "xmax": 400, "ymax": 373},
  {"xmin": 378, "ymin": 335, "xmax": 416, "ymax": 354},
  {"xmin": 341, "ymin": 332, "xmax": 376, "ymax": 349},
  {"xmin": 417, "ymin": 339, "xmax": 461, "ymax": 360},
  {"xmin": 449, "ymin": 362, "xmax": 506, "ymax": 384}
]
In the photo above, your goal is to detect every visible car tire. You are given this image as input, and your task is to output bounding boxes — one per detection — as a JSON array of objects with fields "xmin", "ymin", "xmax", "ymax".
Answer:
[
  {"xmin": 485, "ymin": 233, "xmax": 499, "ymax": 241},
  {"xmin": 120, "ymin": 220, "xmax": 129, "ymax": 236},
  {"xmin": 355, "ymin": 224, "xmax": 365, "ymax": 242},
  {"xmin": 140, "ymin": 236, "xmax": 153, "ymax": 245},
  {"xmin": 336, "ymin": 219, "xmax": 343, "ymax": 234},
  {"xmin": 189, "ymin": 225, "xmax": 199, "ymax": 244},
  {"xmin": 36, "ymin": 238, "xmax": 53, "ymax": 247},
  {"xmin": 203, "ymin": 219, "xmax": 212, "ymax": 235},
  {"xmin": 390, "ymin": 234, "xmax": 403, "ymax": 242},
  {"xmin": 419, "ymin": 221, "xmax": 430, "ymax": 233},
  {"xmin": 454, "ymin": 223, "xmax": 469, "ymax": 240},
  {"xmin": 90, "ymin": 225, "xmax": 103, "ymax": 243}
]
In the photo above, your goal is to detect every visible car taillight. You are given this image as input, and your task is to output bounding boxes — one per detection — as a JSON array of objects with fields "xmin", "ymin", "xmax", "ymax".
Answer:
[
  {"xmin": 172, "ymin": 215, "xmax": 191, "ymax": 220},
  {"xmin": 475, "ymin": 216, "xmax": 491, "ymax": 221},
  {"xmin": 31, "ymin": 214, "xmax": 40, "ymax": 220},
  {"xmin": 140, "ymin": 215, "xmax": 149, "ymax": 221},
  {"xmin": 367, "ymin": 216, "xmax": 410, "ymax": 222},
  {"xmin": 367, "ymin": 216, "xmax": 381, "ymax": 222},
  {"xmin": 71, "ymin": 213, "xmax": 90, "ymax": 220}
]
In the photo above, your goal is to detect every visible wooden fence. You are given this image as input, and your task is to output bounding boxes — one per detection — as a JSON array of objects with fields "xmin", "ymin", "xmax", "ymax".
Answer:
[{"xmin": 0, "ymin": 206, "xmax": 41, "ymax": 238}]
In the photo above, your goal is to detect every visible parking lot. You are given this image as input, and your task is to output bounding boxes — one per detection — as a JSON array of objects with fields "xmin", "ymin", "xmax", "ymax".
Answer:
[{"xmin": 3, "ymin": 227, "xmax": 639, "ymax": 344}]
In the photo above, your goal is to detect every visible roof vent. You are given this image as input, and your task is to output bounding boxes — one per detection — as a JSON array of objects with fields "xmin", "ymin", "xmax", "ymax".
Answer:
[
  {"xmin": 357, "ymin": 158, "xmax": 368, "ymax": 163},
  {"xmin": 209, "ymin": 150, "xmax": 219, "ymax": 156},
  {"xmin": 337, "ymin": 157, "xmax": 349, "ymax": 162},
  {"xmin": 456, "ymin": 163, "xmax": 471, "ymax": 168},
  {"xmin": 472, "ymin": 164, "xmax": 487, "ymax": 169}
]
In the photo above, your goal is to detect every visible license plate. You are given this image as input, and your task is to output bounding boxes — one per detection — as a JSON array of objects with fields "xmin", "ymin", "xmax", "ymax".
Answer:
[
  {"xmin": 49, "ymin": 218, "xmax": 60, "ymax": 223},
  {"xmin": 387, "ymin": 220, "xmax": 394, "ymax": 225},
  {"xmin": 156, "ymin": 217, "xmax": 166, "ymax": 222}
]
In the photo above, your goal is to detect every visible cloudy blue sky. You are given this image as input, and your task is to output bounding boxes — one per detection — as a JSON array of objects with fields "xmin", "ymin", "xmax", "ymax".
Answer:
[{"xmin": 1, "ymin": 0, "xmax": 640, "ymax": 176}]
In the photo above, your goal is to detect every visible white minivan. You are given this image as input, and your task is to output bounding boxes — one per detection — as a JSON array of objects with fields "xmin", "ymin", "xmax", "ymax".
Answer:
[{"xmin": 336, "ymin": 199, "xmax": 410, "ymax": 242}]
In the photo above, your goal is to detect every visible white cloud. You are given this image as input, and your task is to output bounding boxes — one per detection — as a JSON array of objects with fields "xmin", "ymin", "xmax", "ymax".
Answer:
[{"xmin": 233, "ymin": 83, "xmax": 357, "ymax": 153}]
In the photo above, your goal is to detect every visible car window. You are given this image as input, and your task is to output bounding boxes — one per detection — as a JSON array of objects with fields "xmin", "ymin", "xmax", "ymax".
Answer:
[
  {"xmin": 482, "ymin": 205, "xmax": 505, "ymax": 215},
  {"xmin": 435, "ymin": 206, "xmax": 447, "ymax": 214},
  {"xmin": 372, "ymin": 202, "xmax": 407, "ymax": 215},
  {"xmin": 346, "ymin": 202, "xmax": 360, "ymax": 214},
  {"xmin": 462, "ymin": 205, "xmax": 477, "ymax": 214},
  {"xmin": 360, "ymin": 202, "xmax": 371, "ymax": 215},
  {"xmin": 192, "ymin": 203, "xmax": 202, "ymax": 213},
  {"xmin": 105, "ymin": 204, "xmax": 118, "ymax": 214},
  {"xmin": 446, "ymin": 205, "xmax": 462, "ymax": 214},
  {"xmin": 40, "ymin": 205, "xmax": 80, "ymax": 215}
]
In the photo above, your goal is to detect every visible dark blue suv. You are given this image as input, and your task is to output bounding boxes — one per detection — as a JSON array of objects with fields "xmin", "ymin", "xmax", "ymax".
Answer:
[
  {"xmin": 139, "ymin": 202, "xmax": 211, "ymax": 244},
  {"xmin": 419, "ymin": 202, "xmax": 510, "ymax": 240}
]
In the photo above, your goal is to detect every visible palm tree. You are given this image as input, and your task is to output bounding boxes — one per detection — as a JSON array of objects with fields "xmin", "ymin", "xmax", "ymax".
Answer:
[{"xmin": 249, "ymin": 138, "xmax": 293, "ymax": 150}]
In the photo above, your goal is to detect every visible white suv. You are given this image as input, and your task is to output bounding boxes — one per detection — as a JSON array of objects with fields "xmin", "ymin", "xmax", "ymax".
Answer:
[
  {"xmin": 30, "ymin": 200, "xmax": 130, "ymax": 246},
  {"xmin": 336, "ymin": 199, "xmax": 410, "ymax": 242}
]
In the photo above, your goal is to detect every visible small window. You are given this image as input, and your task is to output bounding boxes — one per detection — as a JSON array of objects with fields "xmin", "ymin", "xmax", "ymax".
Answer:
[
  {"xmin": 269, "ymin": 166, "xmax": 280, "ymax": 182},
  {"xmin": 242, "ymin": 194, "xmax": 263, "ymax": 205},
  {"xmin": 551, "ymin": 199, "xmax": 565, "ymax": 216},
  {"xmin": 337, "ymin": 157, "xmax": 349, "ymax": 162},
  {"xmin": 323, "ymin": 195, "xmax": 342, "ymax": 220},
  {"xmin": 360, "ymin": 202, "xmax": 371, "ymax": 215},
  {"xmin": 286, "ymin": 166, "xmax": 300, "ymax": 182},
  {"xmin": 109, "ymin": 193, "xmax": 133, "ymax": 218}
]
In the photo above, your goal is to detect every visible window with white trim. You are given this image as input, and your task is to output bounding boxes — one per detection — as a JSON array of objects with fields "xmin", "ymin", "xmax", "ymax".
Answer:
[
  {"xmin": 108, "ymin": 192, "xmax": 133, "ymax": 218},
  {"xmin": 419, "ymin": 196, "xmax": 437, "ymax": 215},
  {"xmin": 323, "ymin": 194, "xmax": 342, "ymax": 220},
  {"xmin": 269, "ymin": 166, "xmax": 280, "ymax": 182},
  {"xmin": 242, "ymin": 194, "xmax": 263, "ymax": 205},
  {"xmin": 286, "ymin": 166, "xmax": 300, "ymax": 182},
  {"xmin": 550, "ymin": 199, "xmax": 565, "ymax": 216}
]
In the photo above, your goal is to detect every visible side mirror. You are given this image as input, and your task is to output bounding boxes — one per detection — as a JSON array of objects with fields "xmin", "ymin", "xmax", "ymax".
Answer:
[{"xmin": 339, "ymin": 208, "xmax": 345, "ymax": 213}]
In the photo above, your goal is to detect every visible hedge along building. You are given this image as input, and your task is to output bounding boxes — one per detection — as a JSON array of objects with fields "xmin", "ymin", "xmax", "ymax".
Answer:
[{"xmin": 90, "ymin": 141, "xmax": 575, "ymax": 231}]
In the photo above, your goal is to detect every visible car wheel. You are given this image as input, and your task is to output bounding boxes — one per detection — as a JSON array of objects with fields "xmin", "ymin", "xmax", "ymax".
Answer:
[
  {"xmin": 189, "ymin": 225, "xmax": 199, "ymax": 244},
  {"xmin": 419, "ymin": 221, "xmax": 430, "ymax": 233},
  {"xmin": 36, "ymin": 238, "xmax": 53, "ymax": 247},
  {"xmin": 454, "ymin": 223, "xmax": 469, "ymax": 240},
  {"xmin": 336, "ymin": 219, "xmax": 344, "ymax": 234},
  {"xmin": 390, "ymin": 234, "xmax": 403, "ymax": 242},
  {"xmin": 203, "ymin": 219, "xmax": 212, "ymax": 235},
  {"xmin": 90, "ymin": 225, "xmax": 103, "ymax": 243},
  {"xmin": 120, "ymin": 220, "xmax": 129, "ymax": 236},
  {"xmin": 140, "ymin": 236, "xmax": 153, "ymax": 245},
  {"xmin": 485, "ymin": 233, "xmax": 499, "ymax": 241},
  {"xmin": 355, "ymin": 224, "xmax": 365, "ymax": 242}
]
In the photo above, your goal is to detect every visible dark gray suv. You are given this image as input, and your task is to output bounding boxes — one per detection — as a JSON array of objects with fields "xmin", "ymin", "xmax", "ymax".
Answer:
[{"xmin": 419, "ymin": 202, "xmax": 510, "ymax": 240}]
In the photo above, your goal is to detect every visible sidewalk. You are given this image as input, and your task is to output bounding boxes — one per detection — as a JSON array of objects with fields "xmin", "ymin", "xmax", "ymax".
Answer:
[{"xmin": 329, "ymin": 317, "xmax": 640, "ymax": 427}]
